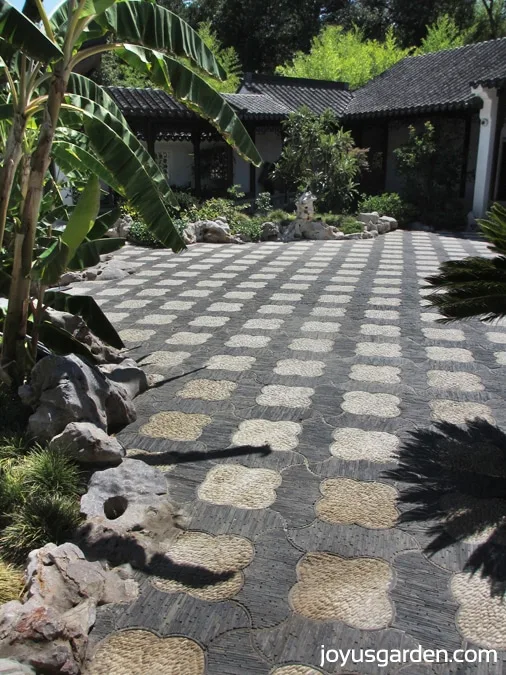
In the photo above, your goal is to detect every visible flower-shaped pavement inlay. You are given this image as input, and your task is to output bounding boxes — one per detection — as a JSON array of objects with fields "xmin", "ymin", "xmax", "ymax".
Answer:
[
  {"xmin": 430, "ymin": 400, "xmax": 495, "ymax": 425},
  {"xmin": 452, "ymin": 573, "xmax": 506, "ymax": 649},
  {"xmin": 289, "ymin": 338, "xmax": 334, "ymax": 353},
  {"xmin": 206, "ymin": 355, "xmax": 256, "ymax": 371},
  {"xmin": 198, "ymin": 464, "xmax": 281, "ymax": 509},
  {"xmin": 226, "ymin": 335, "xmax": 271, "ymax": 349},
  {"xmin": 274, "ymin": 359, "xmax": 325, "ymax": 377},
  {"xmin": 316, "ymin": 477, "xmax": 398, "ymax": 528},
  {"xmin": 140, "ymin": 411, "xmax": 212, "ymax": 440},
  {"xmin": 427, "ymin": 370, "xmax": 484, "ymax": 392},
  {"xmin": 290, "ymin": 552, "xmax": 393, "ymax": 629},
  {"xmin": 88, "ymin": 632, "xmax": 205, "ymax": 675},
  {"xmin": 178, "ymin": 379, "xmax": 237, "ymax": 401},
  {"xmin": 272, "ymin": 667, "xmax": 322, "ymax": 675},
  {"xmin": 232, "ymin": 419, "xmax": 302, "ymax": 451},
  {"xmin": 152, "ymin": 531, "xmax": 254, "ymax": 601},
  {"xmin": 356, "ymin": 342, "xmax": 401, "ymax": 358},
  {"xmin": 350, "ymin": 364, "xmax": 400, "ymax": 384},
  {"xmin": 257, "ymin": 385, "xmax": 314, "ymax": 408},
  {"xmin": 137, "ymin": 314, "xmax": 176, "ymax": 325},
  {"xmin": 165, "ymin": 332, "xmax": 212, "ymax": 346},
  {"xmin": 426, "ymin": 346, "xmax": 474, "ymax": 363},
  {"xmin": 146, "ymin": 351, "xmax": 191, "ymax": 369},
  {"xmin": 342, "ymin": 391, "xmax": 401, "ymax": 418},
  {"xmin": 330, "ymin": 427, "xmax": 398, "ymax": 462},
  {"xmin": 119, "ymin": 329, "xmax": 156, "ymax": 342}
]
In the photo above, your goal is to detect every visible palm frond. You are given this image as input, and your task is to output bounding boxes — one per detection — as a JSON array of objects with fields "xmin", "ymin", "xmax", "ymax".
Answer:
[{"xmin": 478, "ymin": 202, "xmax": 506, "ymax": 255}]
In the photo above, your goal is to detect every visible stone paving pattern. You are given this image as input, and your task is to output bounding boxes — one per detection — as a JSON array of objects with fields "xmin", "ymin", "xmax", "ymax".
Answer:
[{"xmin": 82, "ymin": 233, "xmax": 506, "ymax": 674}]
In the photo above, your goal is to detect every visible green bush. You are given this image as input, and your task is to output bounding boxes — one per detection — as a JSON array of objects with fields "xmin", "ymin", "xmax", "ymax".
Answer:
[
  {"xmin": 231, "ymin": 215, "xmax": 264, "ymax": 242},
  {"xmin": 171, "ymin": 189, "xmax": 200, "ymax": 215},
  {"xmin": 127, "ymin": 221, "xmax": 164, "ymax": 249},
  {"xmin": 255, "ymin": 192, "xmax": 273, "ymax": 214},
  {"xmin": 0, "ymin": 445, "xmax": 84, "ymax": 563},
  {"xmin": 267, "ymin": 210, "xmax": 296, "ymax": 225},
  {"xmin": 358, "ymin": 192, "xmax": 417, "ymax": 226},
  {"xmin": 340, "ymin": 216, "xmax": 363, "ymax": 234},
  {"xmin": 193, "ymin": 197, "xmax": 248, "ymax": 230}
]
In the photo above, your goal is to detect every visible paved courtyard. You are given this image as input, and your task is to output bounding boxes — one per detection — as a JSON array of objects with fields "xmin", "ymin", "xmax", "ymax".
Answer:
[{"xmin": 83, "ymin": 232, "xmax": 506, "ymax": 674}]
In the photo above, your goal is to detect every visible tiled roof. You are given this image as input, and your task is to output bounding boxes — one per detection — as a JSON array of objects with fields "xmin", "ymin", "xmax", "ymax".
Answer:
[
  {"xmin": 345, "ymin": 37, "xmax": 506, "ymax": 119},
  {"xmin": 239, "ymin": 73, "xmax": 353, "ymax": 116},
  {"xmin": 106, "ymin": 86, "xmax": 289, "ymax": 120}
]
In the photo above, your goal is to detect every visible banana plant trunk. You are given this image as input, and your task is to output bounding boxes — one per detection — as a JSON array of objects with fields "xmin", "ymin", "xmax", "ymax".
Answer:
[
  {"xmin": 1, "ymin": 66, "xmax": 69, "ymax": 383},
  {"xmin": 0, "ymin": 112, "xmax": 26, "ymax": 250}
]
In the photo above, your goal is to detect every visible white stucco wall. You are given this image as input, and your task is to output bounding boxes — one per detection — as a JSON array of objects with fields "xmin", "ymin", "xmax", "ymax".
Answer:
[{"xmin": 154, "ymin": 140, "xmax": 194, "ymax": 188}]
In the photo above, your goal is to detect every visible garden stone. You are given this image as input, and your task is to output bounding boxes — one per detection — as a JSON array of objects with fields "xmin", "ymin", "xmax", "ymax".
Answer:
[
  {"xmin": 380, "ymin": 215, "xmax": 398, "ymax": 231},
  {"xmin": 358, "ymin": 211, "xmax": 379, "ymax": 225},
  {"xmin": 362, "ymin": 231, "xmax": 374, "ymax": 239},
  {"xmin": 261, "ymin": 222, "xmax": 280, "ymax": 241},
  {"xmin": 43, "ymin": 309, "xmax": 122, "ymax": 364},
  {"xmin": 295, "ymin": 191, "xmax": 316, "ymax": 220},
  {"xmin": 19, "ymin": 354, "xmax": 136, "ymax": 441},
  {"xmin": 78, "ymin": 459, "xmax": 178, "ymax": 567},
  {"xmin": 367, "ymin": 220, "xmax": 379, "ymax": 232},
  {"xmin": 99, "ymin": 358, "xmax": 148, "ymax": 399},
  {"xmin": 344, "ymin": 232, "xmax": 363, "ymax": 240},
  {"xmin": 182, "ymin": 222, "xmax": 199, "ymax": 245},
  {"xmin": 0, "ymin": 543, "xmax": 137, "ymax": 674},
  {"xmin": 297, "ymin": 221, "xmax": 342, "ymax": 240},
  {"xmin": 57, "ymin": 271, "xmax": 83, "ymax": 286},
  {"xmin": 110, "ymin": 215, "xmax": 133, "ymax": 238},
  {"xmin": 0, "ymin": 659, "xmax": 35, "ymax": 674},
  {"xmin": 48, "ymin": 422, "xmax": 125, "ymax": 466},
  {"xmin": 376, "ymin": 218, "xmax": 391, "ymax": 235}
]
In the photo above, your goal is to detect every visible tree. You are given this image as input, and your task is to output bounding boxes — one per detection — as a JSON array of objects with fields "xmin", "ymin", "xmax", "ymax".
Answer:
[
  {"xmin": 276, "ymin": 25, "xmax": 410, "ymax": 90},
  {"xmin": 273, "ymin": 107, "xmax": 368, "ymax": 213},
  {"xmin": 418, "ymin": 14, "xmax": 469, "ymax": 53},
  {"xmin": 390, "ymin": 0, "xmax": 475, "ymax": 47},
  {"xmin": 469, "ymin": 0, "xmax": 506, "ymax": 40},
  {"xmin": 0, "ymin": 0, "xmax": 261, "ymax": 383},
  {"xmin": 426, "ymin": 203, "xmax": 506, "ymax": 323},
  {"xmin": 183, "ymin": 0, "xmax": 322, "ymax": 73}
]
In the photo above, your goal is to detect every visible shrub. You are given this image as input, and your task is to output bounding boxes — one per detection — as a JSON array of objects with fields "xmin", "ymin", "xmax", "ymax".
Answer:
[
  {"xmin": 0, "ymin": 445, "xmax": 84, "ymax": 563},
  {"xmin": 171, "ymin": 189, "xmax": 200, "ymax": 215},
  {"xmin": 255, "ymin": 192, "xmax": 273, "ymax": 214},
  {"xmin": 231, "ymin": 215, "xmax": 263, "ymax": 242},
  {"xmin": 0, "ymin": 560, "xmax": 24, "ymax": 603},
  {"xmin": 273, "ymin": 107, "xmax": 368, "ymax": 213},
  {"xmin": 340, "ymin": 216, "xmax": 363, "ymax": 234},
  {"xmin": 358, "ymin": 193, "xmax": 417, "ymax": 226},
  {"xmin": 127, "ymin": 221, "xmax": 164, "ymax": 249},
  {"xmin": 267, "ymin": 210, "xmax": 296, "ymax": 225},
  {"xmin": 193, "ymin": 197, "xmax": 248, "ymax": 230}
]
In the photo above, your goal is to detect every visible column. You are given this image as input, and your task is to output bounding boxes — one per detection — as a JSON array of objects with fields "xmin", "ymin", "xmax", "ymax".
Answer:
[
  {"xmin": 472, "ymin": 86, "xmax": 499, "ymax": 218},
  {"xmin": 192, "ymin": 129, "xmax": 202, "ymax": 197}
]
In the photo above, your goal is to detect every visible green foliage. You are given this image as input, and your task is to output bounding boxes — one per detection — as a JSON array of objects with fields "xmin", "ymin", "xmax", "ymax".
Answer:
[
  {"xmin": 95, "ymin": 45, "xmax": 151, "ymax": 88},
  {"xmin": 273, "ymin": 107, "xmax": 368, "ymax": 213},
  {"xmin": 194, "ymin": 22, "xmax": 242, "ymax": 93},
  {"xmin": 230, "ymin": 214, "xmax": 263, "ymax": 241},
  {"xmin": 0, "ymin": 559, "xmax": 24, "ymax": 603},
  {"xmin": 418, "ymin": 14, "xmax": 468, "ymax": 53},
  {"xmin": 255, "ymin": 192, "xmax": 273, "ymax": 215},
  {"xmin": 127, "ymin": 221, "xmax": 165, "ymax": 249},
  {"xmin": 340, "ymin": 217, "xmax": 364, "ymax": 234},
  {"xmin": 276, "ymin": 25, "xmax": 410, "ymax": 90},
  {"xmin": 358, "ymin": 192, "xmax": 416, "ymax": 225},
  {"xmin": 425, "ymin": 203, "xmax": 506, "ymax": 323},
  {"xmin": 0, "ymin": 444, "xmax": 83, "ymax": 563},
  {"xmin": 393, "ymin": 120, "xmax": 465, "ymax": 227},
  {"xmin": 267, "ymin": 209, "xmax": 296, "ymax": 225},
  {"xmin": 468, "ymin": 0, "xmax": 506, "ymax": 40}
]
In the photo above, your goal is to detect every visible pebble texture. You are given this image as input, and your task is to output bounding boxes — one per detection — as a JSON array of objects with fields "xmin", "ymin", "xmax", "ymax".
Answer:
[{"xmin": 83, "ymin": 236, "xmax": 506, "ymax": 672}]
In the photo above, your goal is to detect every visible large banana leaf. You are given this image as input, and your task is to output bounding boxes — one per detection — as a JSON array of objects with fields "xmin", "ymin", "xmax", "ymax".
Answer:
[
  {"xmin": 96, "ymin": 1, "xmax": 226, "ymax": 80},
  {"xmin": 43, "ymin": 290, "xmax": 124, "ymax": 349},
  {"xmin": 0, "ymin": 0, "xmax": 62, "ymax": 63},
  {"xmin": 68, "ymin": 236, "xmax": 124, "ymax": 270},
  {"xmin": 66, "ymin": 74, "xmax": 179, "ymax": 209},
  {"xmin": 59, "ymin": 102, "xmax": 184, "ymax": 251},
  {"xmin": 37, "ymin": 319, "xmax": 99, "ymax": 361},
  {"xmin": 120, "ymin": 45, "xmax": 262, "ymax": 166},
  {"xmin": 87, "ymin": 207, "xmax": 121, "ymax": 239}
]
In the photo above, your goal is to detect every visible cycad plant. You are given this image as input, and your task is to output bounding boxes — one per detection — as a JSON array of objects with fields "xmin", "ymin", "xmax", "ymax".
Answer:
[
  {"xmin": 426, "ymin": 203, "xmax": 506, "ymax": 323},
  {"xmin": 0, "ymin": 0, "xmax": 261, "ymax": 383}
]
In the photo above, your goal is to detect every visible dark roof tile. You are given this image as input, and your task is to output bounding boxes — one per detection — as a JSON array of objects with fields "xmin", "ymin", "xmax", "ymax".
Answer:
[{"xmin": 345, "ymin": 37, "xmax": 506, "ymax": 118}]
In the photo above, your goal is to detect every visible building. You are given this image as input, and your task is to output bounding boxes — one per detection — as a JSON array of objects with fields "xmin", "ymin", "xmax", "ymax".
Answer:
[{"xmin": 107, "ymin": 36, "xmax": 506, "ymax": 218}]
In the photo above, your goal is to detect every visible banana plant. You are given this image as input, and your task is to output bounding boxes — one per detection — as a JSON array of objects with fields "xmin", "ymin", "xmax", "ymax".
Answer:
[{"xmin": 0, "ymin": 0, "xmax": 262, "ymax": 383}]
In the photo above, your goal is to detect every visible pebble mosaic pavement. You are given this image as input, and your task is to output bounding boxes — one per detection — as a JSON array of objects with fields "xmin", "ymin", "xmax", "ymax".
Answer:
[{"xmin": 81, "ymin": 232, "xmax": 506, "ymax": 674}]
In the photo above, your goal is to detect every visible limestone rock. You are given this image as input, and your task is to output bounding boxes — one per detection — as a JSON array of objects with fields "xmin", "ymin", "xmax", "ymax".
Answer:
[
  {"xmin": 379, "ymin": 216, "xmax": 398, "ymax": 233},
  {"xmin": 42, "ymin": 309, "xmax": 122, "ymax": 364},
  {"xmin": 261, "ymin": 222, "xmax": 280, "ymax": 241},
  {"xmin": 48, "ymin": 423, "xmax": 125, "ymax": 466},
  {"xmin": 0, "ymin": 659, "xmax": 35, "ymax": 674},
  {"xmin": 19, "ymin": 354, "xmax": 136, "ymax": 441},
  {"xmin": 78, "ymin": 460, "xmax": 178, "ymax": 567},
  {"xmin": 183, "ymin": 220, "xmax": 242, "ymax": 245},
  {"xmin": 297, "ymin": 220, "xmax": 342, "ymax": 240},
  {"xmin": 0, "ymin": 543, "xmax": 138, "ymax": 674},
  {"xmin": 344, "ymin": 232, "xmax": 363, "ymax": 240},
  {"xmin": 366, "ymin": 220, "xmax": 379, "ymax": 232},
  {"xmin": 361, "ymin": 231, "xmax": 374, "ymax": 239},
  {"xmin": 295, "ymin": 191, "xmax": 316, "ymax": 221},
  {"xmin": 57, "ymin": 272, "xmax": 84, "ymax": 287},
  {"xmin": 358, "ymin": 212, "xmax": 379, "ymax": 225},
  {"xmin": 99, "ymin": 358, "xmax": 148, "ymax": 400}
]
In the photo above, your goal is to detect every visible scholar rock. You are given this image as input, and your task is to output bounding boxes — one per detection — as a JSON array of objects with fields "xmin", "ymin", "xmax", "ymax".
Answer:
[
  {"xmin": 260, "ymin": 222, "xmax": 280, "ymax": 241},
  {"xmin": 48, "ymin": 423, "xmax": 125, "ymax": 466},
  {"xmin": 99, "ymin": 358, "xmax": 148, "ymax": 400},
  {"xmin": 358, "ymin": 212, "xmax": 379, "ymax": 225}
]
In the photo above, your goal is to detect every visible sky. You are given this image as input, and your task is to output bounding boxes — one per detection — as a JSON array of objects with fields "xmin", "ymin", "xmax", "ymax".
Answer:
[{"xmin": 11, "ymin": 0, "xmax": 60, "ymax": 13}]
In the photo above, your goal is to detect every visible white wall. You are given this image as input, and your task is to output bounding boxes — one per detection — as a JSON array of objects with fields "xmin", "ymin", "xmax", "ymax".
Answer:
[{"xmin": 154, "ymin": 140, "xmax": 193, "ymax": 188}]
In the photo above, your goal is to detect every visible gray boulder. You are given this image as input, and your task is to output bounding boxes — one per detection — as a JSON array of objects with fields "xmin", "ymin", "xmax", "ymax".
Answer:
[
  {"xmin": 48, "ymin": 423, "xmax": 125, "ymax": 466},
  {"xmin": 260, "ymin": 221, "xmax": 280, "ymax": 241},
  {"xmin": 298, "ymin": 220, "xmax": 343, "ymax": 240},
  {"xmin": 344, "ymin": 232, "xmax": 363, "ymax": 240},
  {"xmin": 358, "ymin": 211, "xmax": 379, "ymax": 225},
  {"xmin": 379, "ymin": 215, "xmax": 398, "ymax": 232},
  {"xmin": 99, "ymin": 358, "xmax": 148, "ymax": 400},
  {"xmin": 19, "ymin": 354, "xmax": 136, "ymax": 441},
  {"xmin": 0, "ymin": 660, "xmax": 35, "ymax": 674},
  {"xmin": 0, "ymin": 543, "xmax": 137, "ymax": 674},
  {"xmin": 366, "ymin": 220, "xmax": 379, "ymax": 232},
  {"xmin": 43, "ymin": 309, "xmax": 122, "ymax": 365}
]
